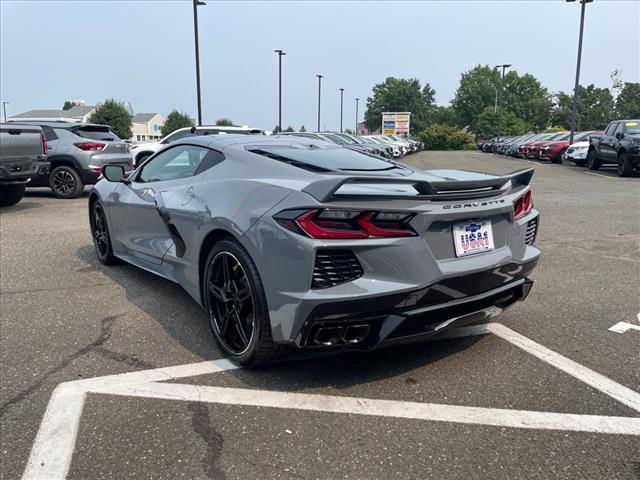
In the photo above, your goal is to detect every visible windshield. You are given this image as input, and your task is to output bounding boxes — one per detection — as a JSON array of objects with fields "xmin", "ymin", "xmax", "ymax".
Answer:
[
  {"xmin": 332, "ymin": 133, "xmax": 358, "ymax": 144},
  {"xmin": 248, "ymin": 145, "xmax": 403, "ymax": 172},
  {"xmin": 625, "ymin": 121, "xmax": 640, "ymax": 136}
]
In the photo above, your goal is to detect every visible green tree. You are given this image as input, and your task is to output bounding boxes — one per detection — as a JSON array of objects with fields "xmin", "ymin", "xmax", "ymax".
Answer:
[
  {"xmin": 62, "ymin": 100, "xmax": 74, "ymax": 111},
  {"xmin": 475, "ymin": 107, "xmax": 526, "ymax": 139},
  {"xmin": 161, "ymin": 110, "xmax": 194, "ymax": 137},
  {"xmin": 417, "ymin": 124, "xmax": 474, "ymax": 150},
  {"xmin": 284, "ymin": 125, "xmax": 294, "ymax": 132},
  {"xmin": 87, "ymin": 99, "xmax": 132, "ymax": 140},
  {"xmin": 343, "ymin": 128, "xmax": 354, "ymax": 134},
  {"xmin": 363, "ymin": 77, "xmax": 437, "ymax": 134},
  {"xmin": 451, "ymin": 65, "xmax": 500, "ymax": 130},
  {"xmin": 299, "ymin": 125, "xmax": 307, "ymax": 132},
  {"xmin": 615, "ymin": 82, "xmax": 640, "ymax": 118},
  {"xmin": 452, "ymin": 65, "xmax": 550, "ymax": 132},
  {"xmin": 550, "ymin": 85, "xmax": 615, "ymax": 130},
  {"xmin": 215, "ymin": 117, "xmax": 233, "ymax": 126},
  {"xmin": 272, "ymin": 124, "xmax": 280, "ymax": 134},
  {"xmin": 432, "ymin": 106, "xmax": 459, "ymax": 127}
]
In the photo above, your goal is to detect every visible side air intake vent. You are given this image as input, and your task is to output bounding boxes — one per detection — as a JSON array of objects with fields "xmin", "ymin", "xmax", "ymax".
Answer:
[
  {"xmin": 525, "ymin": 217, "xmax": 538, "ymax": 245},
  {"xmin": 312, "ymin": 250, "xmax": 363, "ymax": 289}
]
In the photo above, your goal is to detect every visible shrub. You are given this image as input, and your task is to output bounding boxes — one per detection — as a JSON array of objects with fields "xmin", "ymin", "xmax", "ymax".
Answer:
[
  {"xmin": 417, "ymin": 124, "xmax": 474, "ymax": 150},
  {"xmin": 462, "ymin": 143, "xmax": 478, "ymax": 150}
]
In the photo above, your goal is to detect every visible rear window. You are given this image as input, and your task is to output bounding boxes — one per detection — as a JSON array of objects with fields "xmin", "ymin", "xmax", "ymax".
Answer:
[
  {"xmin": 41, "ymin": 125, "xmax": 58, "ymax": 141},
  {"xmin": 248, "ymin": 145, "xmax": 404, "ymax": 172},
  {"xmin": 73, "ymin": 126, "xmax": 119, "ymax": 142}
]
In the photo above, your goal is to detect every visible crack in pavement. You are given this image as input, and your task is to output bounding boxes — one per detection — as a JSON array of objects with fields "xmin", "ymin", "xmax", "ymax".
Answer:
[
  {"xmin": 0, "ymin": 312, "xmax": 152, "ymax": 419},
  {"xmin": 188, "ymin": 402, "xmax": 226, "ymax": 480}
]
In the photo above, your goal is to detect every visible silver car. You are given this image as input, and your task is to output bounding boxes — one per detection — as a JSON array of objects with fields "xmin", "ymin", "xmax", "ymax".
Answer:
[
  {"xmin": 10, "ymin": 121, "xmax": 132, "ymax": 198},
  {"xmin": 90, "ymin": 135, "xmax": 540, "ymax": 365}
]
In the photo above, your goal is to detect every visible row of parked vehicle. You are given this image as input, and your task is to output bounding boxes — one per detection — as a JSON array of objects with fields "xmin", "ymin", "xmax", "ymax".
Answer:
[
  {"xmin": 0, "ymin": 118, "xmax": 425, "ymax": 205},
  {"xmin": 478, "ymin": 119, "xmax": 640, "ymax": 177}
]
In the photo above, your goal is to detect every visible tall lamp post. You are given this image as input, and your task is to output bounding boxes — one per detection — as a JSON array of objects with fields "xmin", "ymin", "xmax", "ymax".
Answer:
[
  {"xmin": 316, "ymin": 75, "xmax": 323, "ymax": 132},
  {"xmin": 274, "ymin": 49, "xmax": 286, "ymax": 133},
  {"xmin": 192, "ymin": 0, "xmax": 206, "ymax": 126},
  {"xmin": 354, "ymin": 98, "xmax": 359, "ymax": 135},
  {"xmin": 339, "ymin": 88, "xmax": 345, "ymax": 133},
  {"xmin": 567, "ymin": 0, "xmax": 593, "ymax": 145},
  {"xmin": 495, "ymin": 64, "xmax": 511, "ymax": 141}
]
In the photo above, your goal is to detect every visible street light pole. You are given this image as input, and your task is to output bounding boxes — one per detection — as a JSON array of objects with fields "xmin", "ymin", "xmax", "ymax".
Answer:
[
  {"xmin": 339, "ymin": 88, "xmax": 345, "ymax": 133},
  {"xmin": 567, "ymin": 0, "xmax": 592, "ymax": 145},
  {"xmin": 316, "ymin": 75, "xmax": 323, "ymax": 132},
  {"xmin": 192, "ymin": 0, "xmax": 206, "ymax": 126},
  {"xmin": 274, "ymin": 50, "xmax": 286, "ymax": 133},
  {"xmin": 494, "ymin": 64, "xmax": 512, "ymax": 141},
  {"xmin": 1, "ymin": 101, "xmax": 8, "ymax": 122},
  {"xmin": 355, "ymin": 98, "xmax": 359, "ymax": 135}
]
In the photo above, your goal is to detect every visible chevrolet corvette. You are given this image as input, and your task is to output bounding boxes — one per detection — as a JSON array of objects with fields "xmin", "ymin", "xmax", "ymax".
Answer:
[{"xmin": 89, "ymin": 135, "xmax": 540, "ymax": 365}]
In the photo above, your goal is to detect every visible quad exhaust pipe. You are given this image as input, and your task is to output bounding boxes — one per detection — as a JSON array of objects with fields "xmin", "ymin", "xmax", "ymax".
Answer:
[{"xmin": 313, "ymin": 324, "xmax": 371, "ymax": 346}]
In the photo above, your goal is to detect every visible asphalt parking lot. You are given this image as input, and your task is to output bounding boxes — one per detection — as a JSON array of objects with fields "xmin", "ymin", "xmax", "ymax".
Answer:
[{"xmin": 1, "ymin": 151, "xmax": 639, "ymax": 480}]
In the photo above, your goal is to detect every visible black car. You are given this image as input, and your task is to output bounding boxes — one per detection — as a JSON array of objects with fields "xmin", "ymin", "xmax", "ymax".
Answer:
[{"xmin": 587, "ymin": 120, "xmax": 640, "ymax": 177}]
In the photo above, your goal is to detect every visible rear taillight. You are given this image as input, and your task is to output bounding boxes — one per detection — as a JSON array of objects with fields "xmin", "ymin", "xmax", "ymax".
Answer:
[
  {"xmin": 274, "ymin": 209, "xmax": 416, "ymax": 239},
  {"xmin": 41, "ymin": 131, "xmax": 47, "ymax": 154},
  {"xmin": 513, "ymin": 190, "xmax": 533, "ymax": 219},
  {"xmin": 73, "ymin": 142, "xmax": 106, "ymax": 151}
]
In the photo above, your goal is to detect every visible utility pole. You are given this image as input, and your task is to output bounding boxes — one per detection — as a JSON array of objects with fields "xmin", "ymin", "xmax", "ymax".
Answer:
[
  {"xmin": 316, "ymin": 75, "xmax": 323, "ymax": 132},
  {"xmin": 339, "ymin": 88, "xmax": 345, "ymax": 133},
  {"xmin": 567, "ymin": 0, "xmax": 593, "ymax": 145},
  {"xmin": 193, "ymin": 0, "xmax": 206, "ymax": 126},
  {"xmin": 495, "ymin": 64, "xmax": 512, "ymax": 141},
  {"xmin": 274, "ymin": 50, "xmax": 286, "ymax": 133}
]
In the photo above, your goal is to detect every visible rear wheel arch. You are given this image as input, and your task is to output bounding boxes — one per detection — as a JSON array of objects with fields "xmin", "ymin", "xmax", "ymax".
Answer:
[
  {"xmin": 47, "ymin": 155, "xmax": 81, "ymax": 171},
  {"xmin": 198, "ymin": 228, "xmax": 237, "ymax": 303}
]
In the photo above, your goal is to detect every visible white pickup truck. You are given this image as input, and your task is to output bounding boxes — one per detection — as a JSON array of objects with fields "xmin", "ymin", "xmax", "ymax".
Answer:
[{"xmin": 0, "ymin": 124, "xmax": 50, "ymax": 206}]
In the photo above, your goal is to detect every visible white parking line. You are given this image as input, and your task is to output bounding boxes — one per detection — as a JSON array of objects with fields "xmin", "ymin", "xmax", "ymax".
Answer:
[
  {"xmin": 609, "ymin": 322, "xmax": 640, "ymax": 334},
  {"xmin": 22, "ymin": 323, "xmax": 640, "ymax": 480},
  {"xmin": 584, "ymin": 171, "xmax": 614, "ymax": 179}
]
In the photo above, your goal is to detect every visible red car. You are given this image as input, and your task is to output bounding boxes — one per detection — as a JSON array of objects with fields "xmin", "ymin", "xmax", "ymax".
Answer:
[
  {"xmin": 538, "ymin": 131, "xmax": 600, "ymax": 163},
  {"xmin": 519, "ymin": 133, "xmax": 562, "ymax": 158},
  {"xmin": 529, "ymin": 132, "xmax": 570, "ymax": 160}
]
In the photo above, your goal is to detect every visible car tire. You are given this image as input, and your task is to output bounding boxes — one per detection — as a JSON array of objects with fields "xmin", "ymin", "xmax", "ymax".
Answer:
[
  {"xmin": 0, "ymin": 183, "xmax": 26, "ymax": 207},
  {"xmin": 203, "ymin": 238, "xmax": 287, "ymax": 366},
  {"xmin": 573, "ymin": 159, "xmax": 586, "ymax": 167},
  {"xmin": 49, "ymin": 165, "xmax": 84, "ymax": 198},
  {"xmin": 90, "ymin": 200, "xmax": 119, "ymax": 265},
  {"xmin": 587, "ymin": 149, "xmax": 601, "ymax": 170},
  {"xmin": 617, "ymin": 152, "xmax": 634, "ymax": 177}
]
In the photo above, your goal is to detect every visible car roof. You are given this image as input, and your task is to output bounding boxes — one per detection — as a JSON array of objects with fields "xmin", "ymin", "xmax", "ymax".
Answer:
[
  {"xmin": 6, "ymin": 120, "xmax": 109, "ymax": 130},
  {"xmin": 172, "ymin": 133, "xmax": 333, "ymax": 151}
]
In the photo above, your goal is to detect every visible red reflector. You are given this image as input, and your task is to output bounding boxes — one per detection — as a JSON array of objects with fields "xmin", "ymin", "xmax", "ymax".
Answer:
[{"xmin": 74, "ymin": 142, "xmax": 106, "ymax": 151}]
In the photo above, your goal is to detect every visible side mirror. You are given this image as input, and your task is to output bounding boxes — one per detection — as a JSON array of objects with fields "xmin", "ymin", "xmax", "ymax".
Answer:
[
  {"xmin": 102, "ymin": 164, "xmax": 126, "ymax": 182},
  {"xmin": 615, "ymin": 131, "xmax": 625, "ymax": 140}
]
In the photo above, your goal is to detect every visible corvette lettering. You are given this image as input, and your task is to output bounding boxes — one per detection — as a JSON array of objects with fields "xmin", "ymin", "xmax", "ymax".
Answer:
[{"xmin": 442, "ymin": 199, "xmax": 506, "ymax": 209}]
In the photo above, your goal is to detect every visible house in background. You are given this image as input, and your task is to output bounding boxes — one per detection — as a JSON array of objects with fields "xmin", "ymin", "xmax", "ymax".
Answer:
[
  {"xmin": 131, "ymin": 113, "xmax": 165, "ymax": 142},
  {"xmin": 8, "ymin": 105, "xmax": 96, "ymax": 123}
]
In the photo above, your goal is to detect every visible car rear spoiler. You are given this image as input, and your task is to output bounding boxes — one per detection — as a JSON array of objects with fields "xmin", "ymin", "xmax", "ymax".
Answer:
[{"xmin": 302, "ymin": 167, "xmax": 534, "ymax": 203}]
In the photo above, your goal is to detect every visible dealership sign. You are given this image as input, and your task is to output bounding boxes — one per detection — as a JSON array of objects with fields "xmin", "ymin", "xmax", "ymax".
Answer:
[{"xmin": 382, "ymin": 112, "xmax": 411, "ymax": 135}]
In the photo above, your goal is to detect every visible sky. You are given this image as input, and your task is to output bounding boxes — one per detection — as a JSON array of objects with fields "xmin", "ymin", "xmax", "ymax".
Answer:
[{"xmin": 1, "ymin": 0, "xmax": 639, "ymax": 131}]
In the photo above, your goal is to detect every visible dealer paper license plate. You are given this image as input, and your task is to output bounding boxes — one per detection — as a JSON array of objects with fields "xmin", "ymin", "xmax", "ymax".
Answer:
[{"xmin": 453, "ymin": 220, "xmax": 495, "ymax": 257}]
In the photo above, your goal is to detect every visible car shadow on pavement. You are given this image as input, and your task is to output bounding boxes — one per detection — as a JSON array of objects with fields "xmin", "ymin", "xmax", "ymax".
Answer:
[
  {"xmin": 0, "ymin": 200, "xmax": 44, "ymax": 212},
  {"xmin": 76, "ymin": 243, "xmax": 484, "ymax": 388}
]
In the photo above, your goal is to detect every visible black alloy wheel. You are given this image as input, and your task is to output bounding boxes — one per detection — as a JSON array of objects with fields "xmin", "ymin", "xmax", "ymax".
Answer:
[
  {"xmin": 49, "ymin": 165, "xmax": 83, "ymax": 198},
  {"xmin": 90, "ymin": 201, "xmax": 118, "ymax": 265},
  {"xmin": 207, "ymin": 251, "xmax": 256, "ymax": 355}
]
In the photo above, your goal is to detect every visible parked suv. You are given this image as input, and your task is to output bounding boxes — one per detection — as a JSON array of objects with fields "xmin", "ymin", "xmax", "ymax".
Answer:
[
  {"xmin": 0, "ymin": 123, "xmax": 49, "ymax": 206},
  {"xmin": 7, "ymin": 120, "xmax": 132, "ymax": 198},
  {"xmin": 587, "ymin": 120, "xmax": 640, "ymax": 177}
]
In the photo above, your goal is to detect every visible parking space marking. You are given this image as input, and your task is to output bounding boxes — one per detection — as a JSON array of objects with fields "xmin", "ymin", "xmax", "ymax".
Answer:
[
  {"xmin": 609, "ymin": 322, "xmax": 640, "ymax": 334},
  {"xmin": 584, "ymin": 171, "xmax": 615, "ymax": 179},
  {"xmin": 23, "ymin": 323, "xmax": 640, "ymax": 480}
]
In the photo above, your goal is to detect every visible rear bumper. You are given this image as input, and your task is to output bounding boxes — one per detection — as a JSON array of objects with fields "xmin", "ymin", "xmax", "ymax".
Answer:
[
  {"xmin": 295, "ymin": 256, "xmax": 538, "ymax": 350},
  {"xmin": 0, "ymin": 161, "xmax": 50, "ymax": 184}
]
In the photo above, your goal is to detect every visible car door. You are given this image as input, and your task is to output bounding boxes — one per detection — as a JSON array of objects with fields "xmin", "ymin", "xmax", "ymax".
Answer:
[
  {"xmin": 600, "ymin": 122, "xmax": 618, "ymax": 162},
  {"xmin": 109, "ymin": 144, "xmax": 210, "ymax": 265}
]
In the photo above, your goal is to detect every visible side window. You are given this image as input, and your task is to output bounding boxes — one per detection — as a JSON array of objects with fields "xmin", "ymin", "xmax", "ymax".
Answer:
[
  {"xmin": 137, "ymin": 145, "xmax": 209, "ymax": 183},
  {"xmin": 41, "ymin": 126, "xmax": 58, "ymax": 141},
  {"xmin": 605, "ymin": 123, "xmax": 618, "ymax": 136},
  {"xmin": 163, "ymin": 129, "xmax": 194, "ymax": 144},
  {"xmin": 614, "ymin": 123, "xmax": 625, "ymax": 136},
  {"xmin": 194, "ymin": 150, "xmax": 225, "ymax": 175}
]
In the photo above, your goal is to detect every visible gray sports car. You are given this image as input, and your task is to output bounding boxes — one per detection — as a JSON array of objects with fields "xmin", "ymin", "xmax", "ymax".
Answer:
[{"xmin": 89, "ymin": 135, "xmax": 540, "ymax": 365}]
